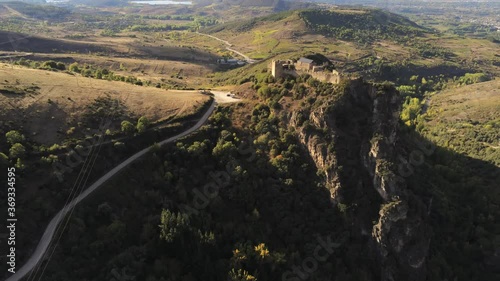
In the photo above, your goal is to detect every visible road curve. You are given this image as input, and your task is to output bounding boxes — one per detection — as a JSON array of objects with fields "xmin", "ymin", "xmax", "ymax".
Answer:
[
  {"xmin": 5, "ymin": 99, "xmax": 217, "ymax": 281},
  {"xmin": 195, "ymin": 32, "xmax": 257, "ymax": 64}
]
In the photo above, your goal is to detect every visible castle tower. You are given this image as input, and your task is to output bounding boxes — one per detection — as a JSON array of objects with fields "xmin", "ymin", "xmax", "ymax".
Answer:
[{"xmin": 271, "ymin": 60, "xmax": 283, "ymax": 78}]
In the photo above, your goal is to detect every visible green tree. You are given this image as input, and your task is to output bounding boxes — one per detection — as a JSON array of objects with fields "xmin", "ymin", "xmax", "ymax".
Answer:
[
  {"xmin": 228, "ymin": 269, "xmax": 257, "ymax": 281},
  {"xmin": 121, "ymin": 120, "xmax": 135, "ymax": 134},
  {"xmin": 137, "ymin": 116, "xmax": 150, "ymax": 133},
  {"xmin": 187, "ymin": 141, "xmax": 207, "ymax": 156},
  {"xmin": 400, "ymin": 97, "xmax": 422, "ymax": 127},
  {"xmin": 14, "ymin": 158, "xmax": 25, "ymax": 170},
  {"xmin": 9, "ymin": 143, "xmax": 26, "ymax": 158},
  {"xmin": 159, "ymin": 209, "xmax": 190, "ymax": 243},
  {"xmin": 6, "ymin": 130, "xmax": 25, "ymax": 144},
  {"xmin": 212, "ymin": 140, "xmax": 237, "ymax": 159},
  {"xmin": 257, "ymin": 85, "xmax": 271, "ymax": 99},
  {"xmin": 138, "ymin": 116, "xmax": 150, "ymax": 127},
  {"xmin": 137, "ymin": 122, "xmax": 147, "ymax": 133}
]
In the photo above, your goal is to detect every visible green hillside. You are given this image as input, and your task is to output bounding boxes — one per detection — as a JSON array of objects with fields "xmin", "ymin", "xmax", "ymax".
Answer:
[
  {"xmin": 299, "ymin": 9, "xmax": 429, "ymax": 44},
  {"xmin": 202, "ymin": 10, "xmax": 296, "ymax": 33},
  {"xmin": 204, "ymin": 8, "xmax": 429, "ymax": 42}
]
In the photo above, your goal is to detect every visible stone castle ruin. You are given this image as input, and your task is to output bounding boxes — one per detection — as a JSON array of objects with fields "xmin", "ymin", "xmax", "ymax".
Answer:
[{"xmin": 270, "ymin": 57, "xmax": 341, "ymax": 84}]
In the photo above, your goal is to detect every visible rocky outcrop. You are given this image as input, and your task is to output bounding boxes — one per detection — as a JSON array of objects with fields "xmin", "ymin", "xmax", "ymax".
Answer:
[
  {"xmin": 363, "ymin": 82, "xmax": 431, "ymax": 281},
  {"xmin": 286, "ymin": 79, "xmax": 431, "ymax": 280},
  {"xmin": 289, "ymin": 107, "xmax": 341, "ymax": 202}
]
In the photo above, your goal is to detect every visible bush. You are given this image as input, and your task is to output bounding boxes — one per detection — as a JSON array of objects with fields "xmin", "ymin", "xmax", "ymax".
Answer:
[
  {"xmin": 458, "ymin": 73, "xmax": 490, "ymax": 85},
  {"xmin": 56, "ymin": 62, "xmax": 66, "ymax": 70},
  {"xmin": 69, "ymin": 63, "xmax": 80, "ymax": 73},
  {"xmin": 41, "ymin": 60, "xmax": 58, "ymax": 70},
  {"xmin": 257, "ymin": 85, "xmax": 271, "ymax": 99}
]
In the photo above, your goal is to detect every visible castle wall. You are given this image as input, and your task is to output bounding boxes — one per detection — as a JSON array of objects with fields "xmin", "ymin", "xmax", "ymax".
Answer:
[
  {"xmin": 310, "ymin": 72, "xmax": 341, "ymax": 84},
  {"xmin": 270, "ymin": 60, "xmax": 341, "ymax": 84}
]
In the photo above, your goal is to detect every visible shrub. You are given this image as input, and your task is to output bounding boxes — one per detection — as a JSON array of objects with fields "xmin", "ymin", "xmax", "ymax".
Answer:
[
  {"xmin": 458, "ymin": 73, "xmax": 490, "ymax": 85},
  {"xmin": 41, "ymin": 61, "xmax": 58, "ymax": 70},
  {"xmin": 56, "ymin": 62, "xmax": 66, "ymax": 70},
  {"xmin": 69, "ymin": 62, "xmax": 80, "ymax": 73}
]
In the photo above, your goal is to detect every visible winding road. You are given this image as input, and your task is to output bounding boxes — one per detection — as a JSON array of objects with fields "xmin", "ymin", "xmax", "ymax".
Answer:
[
  {"xmin": 196, "ymin": 32, "xmax": 257, "ymax": 64},
  {"xmin": 6, "ymin": 93, "xmax": 233, "ymax": 281}
]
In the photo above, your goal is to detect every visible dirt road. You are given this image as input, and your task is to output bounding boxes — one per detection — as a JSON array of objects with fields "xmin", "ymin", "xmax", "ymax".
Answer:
[
  {"xmin": 5, "ymin": 98, "xmax": 218, "ymax": 281},
  {"xmin": 196, "ymin": 32, "xmax": 257, "ymax": 64}
]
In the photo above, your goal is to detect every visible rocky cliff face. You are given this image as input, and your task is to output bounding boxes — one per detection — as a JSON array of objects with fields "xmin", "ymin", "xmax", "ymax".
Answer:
[{"xmin": 287, "ymin": 79, "xmax": 431, "ymax": 280}]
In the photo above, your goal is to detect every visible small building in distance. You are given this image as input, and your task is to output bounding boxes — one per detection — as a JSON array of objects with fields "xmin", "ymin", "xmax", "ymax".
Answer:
[{"xmin": 270, "ymin": 57, "xmax": 341, "ymax": 84}]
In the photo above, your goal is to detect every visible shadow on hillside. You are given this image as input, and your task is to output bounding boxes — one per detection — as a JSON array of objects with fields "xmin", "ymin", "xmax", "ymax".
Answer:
[
  {"xmin": 0, "ymin": 31, "xmax": 220, "ymax": 67},
  {"xmin": 399, "ymin": 130, "xmax": 500, "ymax": 280}
]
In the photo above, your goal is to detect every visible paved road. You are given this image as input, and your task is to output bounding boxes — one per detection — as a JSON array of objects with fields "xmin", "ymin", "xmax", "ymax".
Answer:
[
  {"xmin": 5, "ymin": 98, "xmax": 218, "ymax": 281},
  {"xmin": 196, "ymin": 32, "xmax": 257, "ymax": 64}
]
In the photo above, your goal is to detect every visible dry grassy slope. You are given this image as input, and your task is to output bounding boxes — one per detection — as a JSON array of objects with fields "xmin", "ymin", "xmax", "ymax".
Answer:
[
  {"xmin": 423, "ymin": 79, "xmax": 500, "ymax": 165},
  {"xmin": 0, "ymin": 64, "xmax": 209, "ymax": 145},
  {"xmin": 426, "ymin": 79, "xmax": 500, "ymax": 124},
  {"xmin": 0, "ymin": 30, "xmax": 220, "ymax": 63},
  {"xmin": 0, "ymin": 30, "xmax": 112, "ymax": 53},
  {"xmin": 1, "ymin": 52, "xmax": 215, "ymax": 86}
]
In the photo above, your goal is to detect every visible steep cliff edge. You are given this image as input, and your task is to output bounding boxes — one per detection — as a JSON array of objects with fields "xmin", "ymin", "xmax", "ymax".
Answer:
[{"xmin": 287, "ymin": 79, "xmax": 431, "ymax": 280}]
